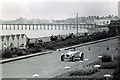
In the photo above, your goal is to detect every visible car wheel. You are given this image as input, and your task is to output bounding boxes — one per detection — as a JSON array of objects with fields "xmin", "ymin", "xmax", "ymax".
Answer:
[
  {"xmin": 72, "ymin": 56, "xmax": 75, "ymax": 62},
  {"xmin": 61, "ymin": 55, "xmax": 65, "ymax": 61}
]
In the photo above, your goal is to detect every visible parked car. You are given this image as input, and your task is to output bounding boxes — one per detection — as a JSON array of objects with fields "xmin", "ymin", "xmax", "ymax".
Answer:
[{"xmin": 61, "ymin": 49, "xmax": 84, "ymax": 62}]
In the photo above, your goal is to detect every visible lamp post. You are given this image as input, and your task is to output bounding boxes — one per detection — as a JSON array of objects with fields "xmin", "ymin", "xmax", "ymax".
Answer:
[{"xmin": 76, "ymin": 13, "xmax": 79, "ymax": 37}]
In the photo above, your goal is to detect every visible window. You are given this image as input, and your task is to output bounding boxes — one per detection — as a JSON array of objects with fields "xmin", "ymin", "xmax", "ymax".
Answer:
[{"xmin": 107, "ymin": 21, "xmax": 109, "ymax": 24}]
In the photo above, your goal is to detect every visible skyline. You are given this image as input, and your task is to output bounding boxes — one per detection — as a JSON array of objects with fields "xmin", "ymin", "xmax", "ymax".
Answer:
[{"xmin": 0, "ymin": 0, "xmax": 119, "ymax": 20}]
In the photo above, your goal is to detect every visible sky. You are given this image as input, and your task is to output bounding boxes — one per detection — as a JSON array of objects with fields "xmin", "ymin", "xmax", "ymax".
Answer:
[
  {"xmin": 118, "ymin": 1, "xmax": 120, "ymax": 18},
  {"xmin": 0, "ymin": 0, "xmax": 119, "ymax": 20}
]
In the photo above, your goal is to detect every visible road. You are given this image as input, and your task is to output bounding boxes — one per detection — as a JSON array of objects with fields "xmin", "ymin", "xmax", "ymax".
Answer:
[{"xmin": 2, "ymin": 38, "xmax": 119, "ymax": 78}]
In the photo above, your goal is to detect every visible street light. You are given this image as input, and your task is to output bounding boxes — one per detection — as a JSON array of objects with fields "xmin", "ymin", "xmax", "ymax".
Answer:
[
  {"xmin": 116, "ymin": 46, "xmax": 118, "ymax": 50},
  {"xmin": 107, "ymin": 45, "xmax": 109, "ymax": 50},
  {"xmin": 76, "ymin": 13, "xmax": 79, "ymax": 37},
  {"xmin": 88, "ymin": 46, "xmax": 90, "ymax": 50}
]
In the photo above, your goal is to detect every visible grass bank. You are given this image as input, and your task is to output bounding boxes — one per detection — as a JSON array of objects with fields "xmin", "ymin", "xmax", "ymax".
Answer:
[{"xmin": 52, "ymin": 59, "xmax": 119, "ymax": 79}]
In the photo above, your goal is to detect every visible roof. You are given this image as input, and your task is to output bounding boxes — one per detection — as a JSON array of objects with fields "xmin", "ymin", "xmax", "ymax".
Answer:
[
  {"xmin": 0, "ymin": 30, "xmax": 75, "ymax": 38},
  {"xmin": 0, "ymin": 32, "xmax": 27, "ymax": 37},
  {"xmin": 94, "ymin": 18, "xmax": 118, "ymax": 21},
  {"xmin": 0, "ymin": 30, "xmax": 46, "ymax": 38}
]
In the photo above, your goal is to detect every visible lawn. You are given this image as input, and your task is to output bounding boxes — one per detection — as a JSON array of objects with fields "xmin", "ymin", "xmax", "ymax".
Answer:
[{"xmin": 54, "ymin": 59, "xmax": 119, "ymax": 79}]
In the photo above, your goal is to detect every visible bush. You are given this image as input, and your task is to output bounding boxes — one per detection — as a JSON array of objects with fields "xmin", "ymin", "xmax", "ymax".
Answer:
[
  {"xmin": 11, "ymin": 54, "xmax": 18, "ymax": 58},
  {"xmin": 15, "ymin": 48, "xmax": 27, "ymax": 56},
  {"xmin": 35, "ymin": 48, "xmax": 42, "ymax": 52},
  {"xmin": 69, "ymin": 65, "xmax": 97, "ymax": 76},
  {"xmin": 27, "ymin": 43, "xmax": 35, "ymax": 49},
  {"xmin": 101, "ymin": 55, "xmax": 112, "ymax": 62},
  {"xmin": 22, "ymin": 49, "xmax": 31, "ymax": 54},
  {"xmin": 34, "ymin": 44, "xmax": 42, "ymax": 48},
  {"xmin": 2, "ymin": 49, "xmax": 14, "ymax": 58},
  {"xmin": 2, "ymin": 48, "xmax": 30, "ymax": 58},
  {"xmin": 29, "ymin": 47, "xmax": 37, "ymax": 53},
  {"xmin": 100, "ymin": 61, "xmax": 118, "ymax": 69},
  {"xmin": 45, "ymin": 45, "xmax": 55, "ymax": 50}
]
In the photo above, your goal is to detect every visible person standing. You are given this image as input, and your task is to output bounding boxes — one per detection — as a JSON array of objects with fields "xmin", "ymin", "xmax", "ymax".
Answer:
[
  {"xmin": 3, "ymin": 43, "xmax": 7, "ymax": 50},
  {"xmin": 9, "ymin": 43, "xmax": 14, "ymax": 50}
]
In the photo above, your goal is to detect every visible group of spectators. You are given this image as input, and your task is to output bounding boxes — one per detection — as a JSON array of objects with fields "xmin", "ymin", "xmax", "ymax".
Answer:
[
  {"xmin": 50, "ymin": 33, "xmax": 74, "ymax": 42},
  {"xmin": 3, "ymin": 43, "xmax": 13, "ymax": 50},
  {"xmin": 3, "ymin": 43, "xmax": 25, "ymax": 51}
]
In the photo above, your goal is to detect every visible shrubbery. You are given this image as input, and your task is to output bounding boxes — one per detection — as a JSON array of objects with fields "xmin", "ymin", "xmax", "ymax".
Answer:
[
  {"xmin": 69, "ymin": 65, "xmax": 98, "ymax": 76},
  {"xmin": 2, "ymin": 49, "xmax": 14, "ymax": 58},
  {"xmin": 2, "ymin": 30, "xmax": 116, "ymax": 59},
  {"xmin": 100, "ymin": 61, "xmax": 118, "ymax": 69},
  {"xmin": 15, "ymin": 48, "xmax": 27, "ymax": 56},
  {"xmin": 34, "ymin": 30, "xmax": 116, "ymax": 50},
  {"xmin": 101, "ymin": 54, "xmax": 112, "ymax": 62},
  {"xmin": 2, "ymin": 47, "xmax": 42, "ymax": 58},
  {"xmin": 25, "ymin": 30, "xmax": 116, "ymax": 51}
]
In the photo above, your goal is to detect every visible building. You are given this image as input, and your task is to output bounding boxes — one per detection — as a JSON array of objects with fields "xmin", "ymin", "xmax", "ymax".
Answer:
[
  {"xmin": 29, "ymin": 37, "xmax": 51, "ymax": 43},
  {"xmin": 0, "ymin": 32, "xmax": 52, "ymax": 51},
  {"xmin": 94, "ymin": 19, "xmax": 111, "ymax": 26},
  {"xmin": 94, "ymin": 17, "xmax": 119, "ymax": 26},
  {"xmin": 0, "ymin": 33, "xmax": 28, "ymax": 51},
  {"xmin": 108, "ymin": 20, "xmax": 120, "ymax": 35}
]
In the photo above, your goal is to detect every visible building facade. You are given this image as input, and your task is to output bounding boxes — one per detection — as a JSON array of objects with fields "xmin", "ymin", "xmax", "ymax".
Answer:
[
  {"xmin": 94, "ymin": 19, "xmax": 111, "ymax": 26},
  {"xmin": 0, "ymin": 33, "xmax": 28, "ymax": 51}
]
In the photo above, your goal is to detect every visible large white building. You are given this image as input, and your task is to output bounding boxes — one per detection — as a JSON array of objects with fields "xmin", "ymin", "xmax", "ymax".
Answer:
[
  {"xmin": 94, "ymin": 19, "xmax": 111, "ymax": 26},
  {"xmin": 94, "ymin": 18, "xmax": 119, "ymax": 26},
  {"xmin": 0, "ymin": 33, "xmax": 28, "ymax": 51}
]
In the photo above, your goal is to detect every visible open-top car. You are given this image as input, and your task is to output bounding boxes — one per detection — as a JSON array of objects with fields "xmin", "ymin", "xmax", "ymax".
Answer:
[{"xmin": 61, "ymin": 49, "xmax": 84, "ymax": 62}]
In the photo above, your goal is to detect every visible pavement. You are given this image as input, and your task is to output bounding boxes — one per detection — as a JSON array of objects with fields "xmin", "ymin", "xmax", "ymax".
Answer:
[{"xmin": 1, "ymin": 37, "xmax": 119, "ymax": 78}]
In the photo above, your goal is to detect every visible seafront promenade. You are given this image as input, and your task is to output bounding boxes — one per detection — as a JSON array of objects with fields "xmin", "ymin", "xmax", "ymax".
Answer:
[
  {"xmin": 0, "ymin": 25, "xmax": 108, "ymax": 50},
  {"xmin": 1, "ymin": 27, "xmax": 115, "ymax": 60},
  {"xmin": 1, "ymin": 0, "xmax": 120, "ymax": 79},
  {"xmin": 1, "ymin": 36, "xmax": 119, "ymax": 78}
]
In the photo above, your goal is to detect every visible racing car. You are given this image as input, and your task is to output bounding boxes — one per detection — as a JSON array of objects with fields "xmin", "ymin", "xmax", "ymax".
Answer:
[{"xmin": 61, "ymin": 49, "xmax": 84, "ymax": 62}]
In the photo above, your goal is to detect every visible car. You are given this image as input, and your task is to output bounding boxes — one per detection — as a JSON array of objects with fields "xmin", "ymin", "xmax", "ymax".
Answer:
[{"xmin": 61, "ymin": 49, "xmax": 84, "ymax": 62}]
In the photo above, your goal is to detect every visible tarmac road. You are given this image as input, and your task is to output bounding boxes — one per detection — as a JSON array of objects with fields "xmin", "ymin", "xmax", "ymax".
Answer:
[{"xmin": 2, "ymin": 38, "xmax": 119, "ymax": 78}]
